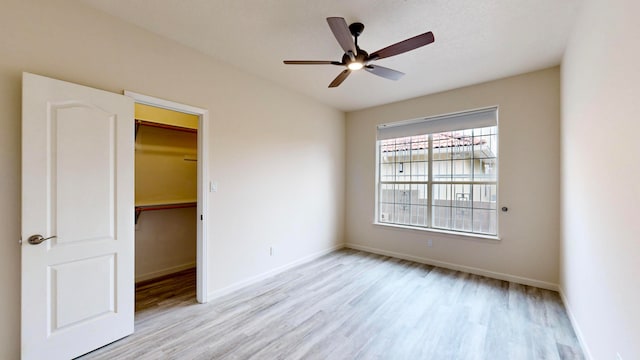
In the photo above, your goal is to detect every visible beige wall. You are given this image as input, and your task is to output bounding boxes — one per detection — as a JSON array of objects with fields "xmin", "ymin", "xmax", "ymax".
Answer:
[
  {"xmin": 135, "ymin": 125, "xmax": 198, "ymax": 206},
  {"xmin": 345, "ymin": 67, "xmax": 561, "ymax": 287},
  {"xmin": 135, "ymin": 208, "xmax": 197, "ymax": 281},
  {"xmin": 0, "ymin": 0, "xmax": 345, "ymax": 357},
  {"xmin": 561, "ymin": 0, "xmax": 640, "ymax": 358}
]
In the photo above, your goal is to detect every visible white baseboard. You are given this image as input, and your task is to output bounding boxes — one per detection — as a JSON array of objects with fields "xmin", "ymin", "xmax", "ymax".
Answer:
[
  {"xmin": 207, "ymin": 244, "xmax": 345, "ymax": 301},
  {"xmin": 345, "ymin": 243, "xmax": 559, "ymax": 291},
  {"xmin": 559, "ymin": 287, "xmax": 594, "ymax": 360},
  {"xmin": 135, "ymin": 261, "xmax": 196, "ymax": 283}
]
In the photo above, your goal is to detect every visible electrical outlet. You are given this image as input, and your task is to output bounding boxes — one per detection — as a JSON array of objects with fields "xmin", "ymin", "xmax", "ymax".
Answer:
[
  {"xmin": 427, "ymin": 239, "xmax": 433, "ymax": 247},
  {"xmin": 269, "ymin": 246, "xmax": 274, "ymax": 256}
]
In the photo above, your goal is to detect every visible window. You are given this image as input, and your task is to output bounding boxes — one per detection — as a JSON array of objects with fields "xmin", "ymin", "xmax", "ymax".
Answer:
[{"xmin": 376, "ymin": 107, "xmax": 498, "ymax": 236}]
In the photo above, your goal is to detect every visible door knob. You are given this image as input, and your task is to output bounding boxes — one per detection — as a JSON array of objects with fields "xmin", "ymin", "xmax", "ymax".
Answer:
[{"xmin": 27, "ymin": 234, "xmax": 56, "ymax": 245}]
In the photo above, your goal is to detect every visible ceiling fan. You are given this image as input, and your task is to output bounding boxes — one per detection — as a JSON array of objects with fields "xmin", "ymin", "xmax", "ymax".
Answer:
[{"xmin": 283, "ymin": 17, "xmax": 435, "ymax": 88}]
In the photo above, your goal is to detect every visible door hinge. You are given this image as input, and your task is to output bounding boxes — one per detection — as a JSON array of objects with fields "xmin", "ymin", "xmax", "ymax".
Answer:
[{"xmin": 200, "ymin": 214, "xmax": 203, "ymax": 220}]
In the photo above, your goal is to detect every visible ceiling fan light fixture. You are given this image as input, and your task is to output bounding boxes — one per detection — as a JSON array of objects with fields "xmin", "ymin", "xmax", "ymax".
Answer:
[{"xmin": 347, "ymin": 61, "xmax": 364, "ymax": 71}]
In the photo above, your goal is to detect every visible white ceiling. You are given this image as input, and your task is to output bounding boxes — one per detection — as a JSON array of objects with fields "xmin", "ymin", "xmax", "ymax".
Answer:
[{"xmin": 78, "ymin": 0, "xmax": 582, "ymax": 111}]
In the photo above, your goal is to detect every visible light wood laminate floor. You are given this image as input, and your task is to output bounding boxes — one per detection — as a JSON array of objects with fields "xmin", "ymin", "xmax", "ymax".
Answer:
[{"xmin": 80, "ymin": 249, "xmax": 584, "ymax": 359}]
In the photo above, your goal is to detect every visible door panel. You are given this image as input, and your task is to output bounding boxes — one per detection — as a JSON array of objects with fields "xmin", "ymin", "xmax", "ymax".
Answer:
[
  {"xmin": 21, "ymin": 73, "xmax": 134, "ymax": 360},
  {"xmin": 51, "ymin": 254, "xmax": 115, "ymax": 330},
  {"xmin": 54, "ymin": 105, "xmax": 116, "ymax": 243}
]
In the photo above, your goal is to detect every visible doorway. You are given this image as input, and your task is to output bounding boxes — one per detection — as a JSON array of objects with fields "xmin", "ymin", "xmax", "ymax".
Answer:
[{"xmin": 125, "ymin": 91, "xmax": 209, "ymax": 304}]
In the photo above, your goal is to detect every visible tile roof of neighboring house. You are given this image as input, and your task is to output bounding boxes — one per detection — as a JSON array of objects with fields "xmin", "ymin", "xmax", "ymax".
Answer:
[{"xmin": 380, "ymin": 133, "xmax": 486, "ymax": 153}]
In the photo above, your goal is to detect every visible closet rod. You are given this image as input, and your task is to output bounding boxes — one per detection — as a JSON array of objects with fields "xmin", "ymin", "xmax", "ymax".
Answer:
[{"xmin": 135, "ymin": 202, "xmax": 197, "ymax": 224}]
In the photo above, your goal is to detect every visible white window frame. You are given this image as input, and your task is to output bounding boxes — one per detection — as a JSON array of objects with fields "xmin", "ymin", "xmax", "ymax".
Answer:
[{"xmin": 374, "ymin": 106, "xmax": 499, "ymax": 239}]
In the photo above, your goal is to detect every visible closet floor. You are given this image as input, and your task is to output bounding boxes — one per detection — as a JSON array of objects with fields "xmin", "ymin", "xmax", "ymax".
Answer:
[
  {"xmin": 135, "ymin": 268, "xmax": 197, "ymax": 313},
  {"xmin": 79, "ymin": 250, "xmax": 583, "ymax": 359}
]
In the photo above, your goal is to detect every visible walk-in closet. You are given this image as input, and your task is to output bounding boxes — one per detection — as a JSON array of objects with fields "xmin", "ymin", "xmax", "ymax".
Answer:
[{"xmin": 133, "ymin": 103, "xmax": 198, "ymax": 309}]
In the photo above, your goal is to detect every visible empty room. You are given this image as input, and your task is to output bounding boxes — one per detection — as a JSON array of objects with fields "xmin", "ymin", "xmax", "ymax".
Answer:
[{"xmin": 1, "ymin": 0, "xmax": 638, "ymax": 359}]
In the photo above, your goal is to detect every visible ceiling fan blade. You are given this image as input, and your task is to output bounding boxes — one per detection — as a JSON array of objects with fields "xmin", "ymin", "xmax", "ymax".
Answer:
[
  {"xmin": 329, "ymin": 69, "xmax": 351, "ymax": 88},
  {"xmin": 327, "ymin": 17, "xmax": 357, "ymax": 55},
  {"xmin": 369, "ymin": 31, "xmax": 435, "ymax": 60},
  {"xmin": 284, "ymin": 60, "xmax": 342, "ymax": 65},
  {"xmin": 365, "ymin": 65, "xmax": 405, "ymax": 81}
]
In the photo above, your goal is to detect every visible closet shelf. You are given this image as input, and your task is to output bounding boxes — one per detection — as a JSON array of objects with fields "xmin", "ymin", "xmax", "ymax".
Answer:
[
  {"xmin": 135, "ymin": 201, "xmax": 197, "ymax": 224},
  {"xmin": 135, "ymin": 119, "xmax": 197, "ymax": 139}
]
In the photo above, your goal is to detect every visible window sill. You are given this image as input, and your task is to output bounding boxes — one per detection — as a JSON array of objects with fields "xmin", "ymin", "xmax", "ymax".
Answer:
[{"xmin": 372, "ymin": 222, "xmax": 501, "ymax": 241}]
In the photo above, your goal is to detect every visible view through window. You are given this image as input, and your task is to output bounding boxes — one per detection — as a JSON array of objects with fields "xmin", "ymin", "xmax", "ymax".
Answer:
[{"xmin": 377, "ymin": 108, "xmax": 498, "ymax": 236}]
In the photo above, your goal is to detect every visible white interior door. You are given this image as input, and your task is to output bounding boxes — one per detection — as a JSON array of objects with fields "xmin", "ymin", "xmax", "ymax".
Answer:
[{"xmin": 21, "ymin": 73, "xmax": 135, "ymax": 360}]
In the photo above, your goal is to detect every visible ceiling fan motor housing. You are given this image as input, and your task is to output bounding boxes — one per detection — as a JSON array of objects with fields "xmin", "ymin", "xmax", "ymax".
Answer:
[{"xmin": 349, "ymin": 22, "xmax": 365, "ymax": 37}]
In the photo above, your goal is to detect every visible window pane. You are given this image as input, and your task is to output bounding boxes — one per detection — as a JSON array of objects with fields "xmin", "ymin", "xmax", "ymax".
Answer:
[
  {"xmin": 473, "ymin": 209, "xmax": 497, "ymax": 235},
  {"xmin": 380, "ymin": 162, "xmax": 396, "ymax": 182},
  {"xmin": 394, "ymin": 204, "xmax": 410, "ymax": 224},
  {"xmin": 390, "ymin": 184, "xmax": 410, "ymax": 225},
  {"xmin": 473, "ymin": 135, "xmax": 497, "ymax": 159},
  {"xmin": 432, "ymin": 205, "xmax": 451, "ymax": 229},
  {"xmin": 379, "ymin": 203, "xmax": 394, "ymax": 223},
  {"xmin": 473, "ymin": 184, "xmax": 497, "ymax": 209},
  {"xmin": 474, "ymin": 126, "xmax": 497, "ymax": 137},
  {"xmin": 474, "ymin": 158, "xmax": 496, "ymax": 182},
  {"xmin": 410, "ymin": 161, "xmax": 428, "ymax": 181},
  {"xmin": 379, "ymin": 183, "xmax": 395, "ymax": 204},
  {"xmin": 433, "ymin": 160, "xmax": 451, "ymax": 181},
  {"xmin": 433, "ymin": 135, "xmax": 452, "ymax": 161},
  {"xmin": 432, "ymin": 184, "xmax": 451, "ymax": 207},
  {"xmin": 452, "ymin": 207, "xmax": 473, "ymax": 232},
  {"xmin": 410, "ymin": 205, "xmax": 428, "ymax": 226},
  {"xmin": 394, "ymin": 138, "xmax": 411, "ymax": 163},
  {"xmin": 452, "ymin": 159, "xmax": 472, "ymax": 181},
  {"xmin": 411, "ymin": 136, "xmax": 429, "ymax": 160},
  {"xmin": 396, "ymin": 161, "xmax": 410, "ymax": 181},
  {"xmin": 410, "ymin": 184, "xmax": 428, "ymax": 205},
  {"xmin": 452, "ymin": 184, "xmax": 472, "ymax": 208},
  {"xmin": 379, "ymin": 150, "xmax": 394, "ymax": 164}
]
